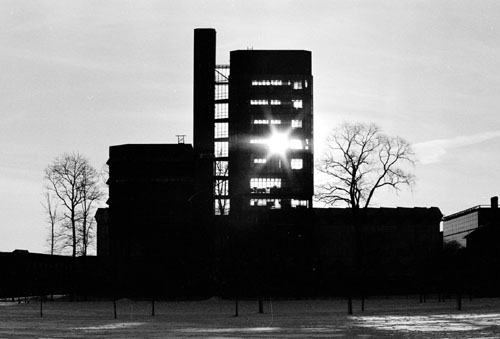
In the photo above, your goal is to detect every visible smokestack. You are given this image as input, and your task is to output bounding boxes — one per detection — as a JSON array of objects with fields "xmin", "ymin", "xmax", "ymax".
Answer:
[
  {"xmin": 492, "ymin": 196, "xmax": 498, "ymax": 209},
  {"xmin": 193, "ymin": 28, "xmax": 216, "ymax": 155}
]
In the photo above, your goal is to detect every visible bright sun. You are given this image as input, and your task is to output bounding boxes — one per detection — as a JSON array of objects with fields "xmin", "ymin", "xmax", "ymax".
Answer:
[{"xmin": 267, "ymin": 131, "xmax": 290, "ymax": 156}]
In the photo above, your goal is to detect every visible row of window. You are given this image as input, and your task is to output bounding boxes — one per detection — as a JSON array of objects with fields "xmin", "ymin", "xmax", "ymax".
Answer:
[
  {"xmin": 251, "ymin": 80, "xmax": 307, "ymax": 90},
  {"xmin": 253, "ymin": 119, "xmax": 282, "ymax": 125},
  {"xmin": 216, "ymin": 138, "xmax": 309, "ymax": 157},
  {"xmin": 253, "ymin": 158, "xmax": 303, "ymax": 169},
  {"xmin": 253, "ymin": 119, "xmax": 302, "ymax": 128},
  {"xmin": 249, "ymin": 199, "xmax": 309, "ymax": 208},
  {"xmin": 250, "ymin": 99, "xmax": 303, "ymax": 109},
  {"xmin": 250, "ymin": 199, "xmax": 281, "ymax": 208},
  {"xmin": 250, "ymin": 178, "xmax": 281, "ymax": 189},
  {"xmin": 249, "ymin": 138, "xmax": 306, "ymax": 150},
  {"xmin": 215, "ymin": 120, "xmax": 304, "ymax": 139}
]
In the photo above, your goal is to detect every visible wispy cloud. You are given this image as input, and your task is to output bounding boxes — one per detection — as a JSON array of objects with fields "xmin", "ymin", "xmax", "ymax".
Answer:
[{"xmin": 414, "ymin": 130, "xmax": 500, "ymax": 165}]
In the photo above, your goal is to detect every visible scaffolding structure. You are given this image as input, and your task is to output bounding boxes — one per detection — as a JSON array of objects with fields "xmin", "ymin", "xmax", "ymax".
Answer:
[{"xmin": 214, "ymin": 64, "xmax": 230, "ymax": 215}]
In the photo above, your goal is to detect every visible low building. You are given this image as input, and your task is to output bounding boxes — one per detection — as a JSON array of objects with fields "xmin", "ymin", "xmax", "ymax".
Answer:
[
  {"xmin": 443, "ymin": 196, "xmax": 499, "ymax": 247},
  {"xmin": 215, "ymin": 207, "xmax": 442, "ymax": 296}
]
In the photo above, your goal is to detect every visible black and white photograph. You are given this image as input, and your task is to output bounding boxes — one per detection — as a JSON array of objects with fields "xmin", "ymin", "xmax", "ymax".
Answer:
[{"xmin": 1, "ymin": 1, "xmax": 500, "ymax": 337}]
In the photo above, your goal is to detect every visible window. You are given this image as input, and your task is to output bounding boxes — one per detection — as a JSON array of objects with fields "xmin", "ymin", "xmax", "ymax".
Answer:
[
  {"xmin": 250, "ymin": 178, "xmax": 282, "ymax": 194},
  {"xmin": 215, "ymin": 84, "xmax": 228, "ymax": 100},
  {"xmin": 214, "ymin": 122, "xmax": 228, "ymax": 138},
  {"xmin": 214, "ymin": 141, "xmax": 228, "ymax": 157},
  {"xmin": 214, "ymin": 199, "xmax": 230, "ymax": 215},
  {"xmin": 291, "ymin": 120, "xmax": 302, "ymax": 128},
  {"xmin": 293, "ymin": 81, "xmax": 302, "ymax": 90},
  {"xmin": 270, "ymin": 100, "xmax": 281, "ymax": 105},
  {"xmin": 292, "ymin": 100, "xmax": 303, "ymax": 109},
  {"xmin": 250, "ymin": 100, "xmax": 268, "ymax": 105},
  {"xmin": 291, "ymin": 159, "xmax": 303, "ymax": 169},
  {"xmin": 253, "ymin": 119, "xmax": 269, "ymax": 124},
  {"xmin": 215, "ymin": 103, "xmax": 228, "ymax": 119},
  {"xmin": 291, "ymin": 199, "xmax": 309, "ymax": 208},
  {"xmin": 214, "ymin": 161, "xmax": 228, "ymax": 176},
  {"xmin": 254, "ymin": 158, "xmax": 267, "ymax": 164},
  {"xmin": 289, "ymin": 139, "xmax": 303, "ymax": 150},
  {"xmin": 214, "ymin": 179, "xmax": 229, "ymax": 196},
  {"xmin": 270, "ymin": 120, "xmax": 282, "ymax": 125}
]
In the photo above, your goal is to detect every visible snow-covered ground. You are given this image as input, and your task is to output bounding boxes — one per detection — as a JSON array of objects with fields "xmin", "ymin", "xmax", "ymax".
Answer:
[{"xmin": 1, "ymin": 296, "xmax": 500, "ymax": 338}]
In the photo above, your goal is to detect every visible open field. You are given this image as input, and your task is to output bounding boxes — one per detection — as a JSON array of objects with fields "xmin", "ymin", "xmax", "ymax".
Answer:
[{"xmin": 2, "ymin": 296, "xmax": 500, "ymax": 338}]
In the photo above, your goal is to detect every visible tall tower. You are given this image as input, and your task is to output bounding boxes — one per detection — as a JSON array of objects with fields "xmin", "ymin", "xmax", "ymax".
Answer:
[
  {"xmin": 193, "ymin": 28, "xmax": 216, "ymax": 154},
  {"xmin": 193, "ymin": 29, "xmax": 313, "ymax": 217},
  {"xmin": 193, "ymin": 28, "xmax": 216, "ymax": 217},
  {"xmin": 228, "ymin": 50, "xmax": 313, "ymax": 214}
]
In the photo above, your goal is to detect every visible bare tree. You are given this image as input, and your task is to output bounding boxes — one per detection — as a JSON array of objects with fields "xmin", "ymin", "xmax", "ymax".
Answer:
[
  {"xmin": 41, "ymin": 192, "xmax": 59, "ymax": 255},
  {"xmin": 316, "ymin": 122, "xmax": 415, "ymax": 314},
  {"xmin": 316, "ymin": 122, "xmax": 415, "ymax": 208},
  {"xmin": 44, "ymin": 152, "xmax": 103, "ymax": 257}
]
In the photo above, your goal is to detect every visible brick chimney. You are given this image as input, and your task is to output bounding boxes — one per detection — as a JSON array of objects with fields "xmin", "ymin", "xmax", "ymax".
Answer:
[{"xmin": 492, "ymin": 196, "xmax": 498, "ymax": 209}]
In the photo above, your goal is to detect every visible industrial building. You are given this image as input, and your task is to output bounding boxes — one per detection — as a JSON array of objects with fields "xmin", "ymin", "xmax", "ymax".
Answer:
[
  {"xmin": 193, "ymin": 28, "xmax": 313, "ymax": 216},
  {"xmin": 85, "ymin": 28, "xmax": 444, "ymax": 297}
]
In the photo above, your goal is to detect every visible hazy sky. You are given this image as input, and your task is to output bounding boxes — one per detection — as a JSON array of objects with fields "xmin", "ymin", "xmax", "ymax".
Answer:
[{"xmin": 1, "ymin": 0, "xmax": 500, "ymax": 253}]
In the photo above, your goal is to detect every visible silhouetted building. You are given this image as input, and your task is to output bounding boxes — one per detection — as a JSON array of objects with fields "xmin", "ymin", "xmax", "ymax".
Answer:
[
  {"xmin": 313, "ymin": 207, "xmax": 442, "ymax": 291},
  {"xmin": 229, "ymin": 50, "xmax": 313, "ymax": 214},
  {"xmin": 216, "ymin": 207, "xmax": 442, "ymax": 296},
  {"xmin": 106, "ymin": 144, "xmax": 197, "ymax": 257},
  {"xmin": 193, "ymin": 28, "xmax": 313, "ymax": 216},
  {"xmin": 443, "ymin": 196, "xmax": 499, "ymax": 247}
]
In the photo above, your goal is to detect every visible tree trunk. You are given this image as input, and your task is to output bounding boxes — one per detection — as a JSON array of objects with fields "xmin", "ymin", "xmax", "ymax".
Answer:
[{"xmin": 71, "ymin": 211, "xmax": 77, "ymax": 257}]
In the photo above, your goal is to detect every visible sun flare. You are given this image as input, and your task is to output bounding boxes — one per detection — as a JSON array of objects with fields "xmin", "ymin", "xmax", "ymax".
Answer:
[{"xmin": 267, "ymin": 131, "xmax": 290, "ymax": 156}]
